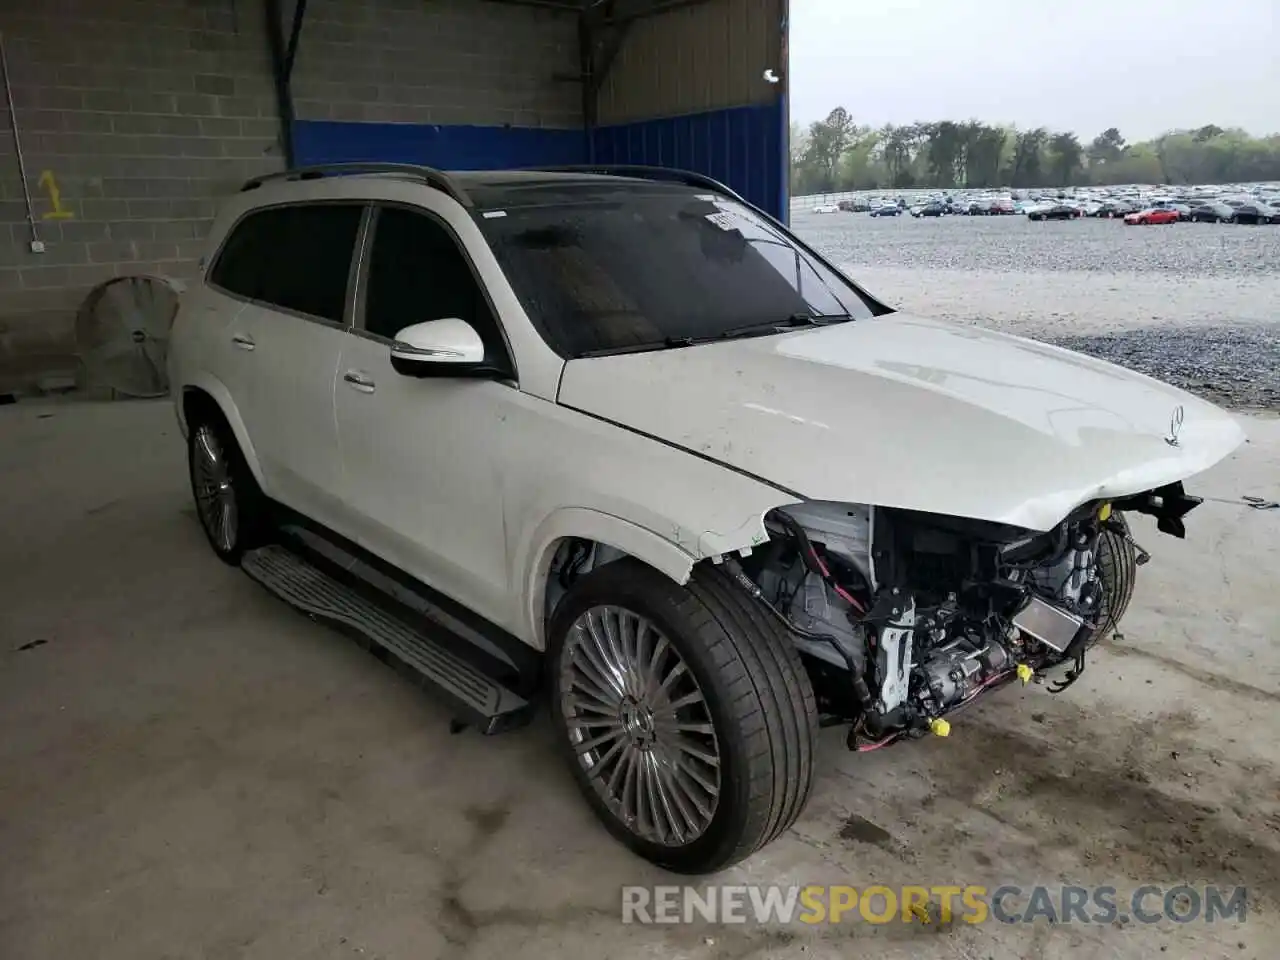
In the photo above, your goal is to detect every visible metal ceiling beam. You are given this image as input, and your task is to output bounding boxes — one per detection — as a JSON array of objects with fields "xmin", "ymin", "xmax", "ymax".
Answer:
[
  {"xmin": 264, "ymin": 0, "xmax": 308, "ymax": 167},
  {"xmin": 283, "ymin": 0, "xmax": 308, "ymax": 79},
  {"xmin": 599, "ymin": 0, "xmax": 715, "ymax": 24},
  {"xmin": 584, "ymin": 0, "xmax": 631, "ymax": 93},
  {"xmin": 479, "ymin": 0, "xmax": 586, "ymax": 11}
]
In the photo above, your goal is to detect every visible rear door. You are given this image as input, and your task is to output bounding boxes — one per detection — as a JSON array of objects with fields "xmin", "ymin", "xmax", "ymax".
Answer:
[{"xmin": 206, "ymin": 202, "xmax": 365, "ymax": 528}]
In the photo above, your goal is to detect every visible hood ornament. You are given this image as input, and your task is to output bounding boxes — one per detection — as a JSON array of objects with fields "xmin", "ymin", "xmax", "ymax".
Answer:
[{"xmin": 1165, "ymin": 405, "xmax": 1184, "ymax": 447}]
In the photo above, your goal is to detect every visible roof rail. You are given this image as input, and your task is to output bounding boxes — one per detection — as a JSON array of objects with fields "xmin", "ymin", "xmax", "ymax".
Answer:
[
  {"xmin": 526, "ymin": 165, "xmax": 746, "ymax": 203},
  {"xmin": 240, "ymin": 162, "xmax": 472, "ymax": 206}
]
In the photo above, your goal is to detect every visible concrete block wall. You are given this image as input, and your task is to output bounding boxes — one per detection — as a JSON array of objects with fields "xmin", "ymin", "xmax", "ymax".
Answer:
[
  {"xmin": 0, "ymin": 0, "xmax": 282, "ymax": 388},
  {"xmin": 0, "ymin": 0, "xmax": 581, "ymax": 391},
  {"xmin": 291, "ymin": 0, "xmax": 580, "ymax": 128}
]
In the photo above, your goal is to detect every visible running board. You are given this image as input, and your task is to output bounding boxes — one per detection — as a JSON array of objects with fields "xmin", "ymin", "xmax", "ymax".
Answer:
[{"xmin": 241, "ymin": 545, "xmax": 532, "ymax": 734}]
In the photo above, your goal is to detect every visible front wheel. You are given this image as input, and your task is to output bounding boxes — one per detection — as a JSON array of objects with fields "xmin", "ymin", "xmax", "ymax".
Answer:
[
  {"xmin": 1090, "ymin": 513, "xmax": 1138, "ymax": 645},
  {"xmin": 548, "ymin": 558, "xmax": 818, "ymax": 874}
]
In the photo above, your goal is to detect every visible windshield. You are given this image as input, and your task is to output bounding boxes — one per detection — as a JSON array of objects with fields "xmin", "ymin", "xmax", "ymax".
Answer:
[{"xmin": 475, "ymin": 191, "xmax": 881, "ymax": 358}]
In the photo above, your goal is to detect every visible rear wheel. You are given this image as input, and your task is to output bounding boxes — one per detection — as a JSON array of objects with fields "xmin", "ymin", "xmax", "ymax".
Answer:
[
  {"xmin": 548, "ymin": 558, "xmax": 818, "ymax": 874},
  {"xmin": 188, "ymin": 413, "xmax": 269, "ymax": 564}
]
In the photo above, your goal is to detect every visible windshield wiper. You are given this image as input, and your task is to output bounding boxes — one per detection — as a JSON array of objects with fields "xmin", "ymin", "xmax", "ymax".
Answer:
[
  {"xmin": 717, "ymin": 312, "xmax": 851, "ymax": 340},
  {"xmin": 574, "ymin": 314, "xmax": 851, "ymax": 359},
  {"xmin": 576, "ymin": 336, "xmax": 701, "ymax": 358}
]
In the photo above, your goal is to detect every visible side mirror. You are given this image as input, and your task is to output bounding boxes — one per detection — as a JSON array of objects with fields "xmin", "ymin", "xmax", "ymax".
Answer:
[{"xmin": 389, "ymin": 318, "xmax": 499, "ymax": 379}]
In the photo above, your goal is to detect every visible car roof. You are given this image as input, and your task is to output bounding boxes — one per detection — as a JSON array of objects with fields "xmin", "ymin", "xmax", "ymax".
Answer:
[
  {"xmin": 446, "ymin": 170, "xmax": 703, "ymax": 210},
  {"xmin": 237, "ymin": 166, "xmax": 729, "ymax": 213}
]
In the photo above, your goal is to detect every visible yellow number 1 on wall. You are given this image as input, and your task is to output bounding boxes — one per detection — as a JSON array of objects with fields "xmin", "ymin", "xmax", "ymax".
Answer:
[{"xmin": 38, "ymin": 170, "xmax": 75, "ymax": 220}]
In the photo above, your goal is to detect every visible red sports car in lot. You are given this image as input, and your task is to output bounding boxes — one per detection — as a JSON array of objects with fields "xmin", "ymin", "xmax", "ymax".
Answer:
[{"xmin": 1124, "ymin": 208, "xmax": 1179, "ymax": 225}]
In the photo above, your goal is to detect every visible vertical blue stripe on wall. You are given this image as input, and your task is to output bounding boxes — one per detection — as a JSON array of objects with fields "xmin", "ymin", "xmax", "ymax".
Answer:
[
  {"xmin": 777, "ymin": 94, "xmax": 790, "ymax": 224},
  {"xmin": 591, "ymin": 102, "xmax": 785, "ymax": 220}
]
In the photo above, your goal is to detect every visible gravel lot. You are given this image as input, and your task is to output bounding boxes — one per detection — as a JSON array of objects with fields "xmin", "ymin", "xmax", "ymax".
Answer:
[{"xmin": 794, "ymin": 213, "xmax": 1280, "ymax": 410}]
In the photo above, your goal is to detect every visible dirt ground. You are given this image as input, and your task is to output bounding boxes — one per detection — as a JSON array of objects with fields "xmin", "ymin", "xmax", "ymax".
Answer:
[{"xmin": 2, "ymin": 399, "xmax": 1278, "ymax": 960}]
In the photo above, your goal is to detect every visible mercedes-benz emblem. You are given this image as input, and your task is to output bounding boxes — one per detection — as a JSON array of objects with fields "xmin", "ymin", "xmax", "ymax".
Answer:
[{"xmin": 1165, "ymin": 405, "xmax": 1184, "ymax": 447}]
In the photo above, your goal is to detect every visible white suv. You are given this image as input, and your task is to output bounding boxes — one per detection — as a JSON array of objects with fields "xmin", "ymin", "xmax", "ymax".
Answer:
[{"xmin": 170, "ymin": 163, "xmax": 1244, "ymax": 873}]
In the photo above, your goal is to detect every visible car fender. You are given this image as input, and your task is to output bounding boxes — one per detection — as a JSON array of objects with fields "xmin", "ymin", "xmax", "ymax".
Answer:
[
  {"xmin": 180, "ymin": 373, "xmax": 266, "ymax": 489},
  {"xmin": 517, "ymin": 506, "xmax": 700, "ymax": 649},
  {"xmin": 513, "ymin": 485, "xmax": 797, "ymax": 649}
]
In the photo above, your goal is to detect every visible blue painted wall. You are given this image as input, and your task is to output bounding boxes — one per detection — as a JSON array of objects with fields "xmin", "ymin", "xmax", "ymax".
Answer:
[
  {"xmin": 591, "ymin": 102, "xmax": 787, "ymax": 222},
  {"xmin": 292, "ymin": 100, "xmax": 787, "ymax": 221}
]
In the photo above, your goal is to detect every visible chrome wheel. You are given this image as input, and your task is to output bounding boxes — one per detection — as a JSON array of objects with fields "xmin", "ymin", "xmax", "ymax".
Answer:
[
  {"xmin": 192, "ymin": 424, "xmax": 238, "ymax": 553},
  {"xmin": 560, "ymin": 605, "xmax": 721, "ymax": 846}
]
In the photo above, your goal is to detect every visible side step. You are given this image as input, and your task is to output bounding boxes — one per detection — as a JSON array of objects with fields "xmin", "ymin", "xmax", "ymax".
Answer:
[{"xmin": 241, "ymin": 545, "xmax": 532, "ymax": 734}]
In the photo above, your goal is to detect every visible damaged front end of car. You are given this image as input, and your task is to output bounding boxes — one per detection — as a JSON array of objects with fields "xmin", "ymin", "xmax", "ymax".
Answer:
[{"xmin": 719, "ymin": 483, "xmax": 1203, "ymax": 750}]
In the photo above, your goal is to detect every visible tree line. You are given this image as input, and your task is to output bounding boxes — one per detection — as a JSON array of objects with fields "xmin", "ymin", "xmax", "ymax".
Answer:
[{"xmin": 791, "ymin": 108, "xmax": 1280, "ymax": 194}]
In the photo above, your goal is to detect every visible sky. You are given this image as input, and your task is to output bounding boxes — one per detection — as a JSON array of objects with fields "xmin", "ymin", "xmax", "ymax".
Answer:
[{"xmin": 789, "ymin": 0, "xmax": 1280, "ymax": 141}]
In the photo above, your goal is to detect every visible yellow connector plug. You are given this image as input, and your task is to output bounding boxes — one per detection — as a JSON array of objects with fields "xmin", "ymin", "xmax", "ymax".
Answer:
[
  {"xmin": 1097, "ymin": 501, "xmax": 1112, "ymax": 522},
  {"xmin": 928, "ymin": 717, "xmax": 951, "ymax": 737},
  {"xmin": 1016, "ymin": 663, "xmax": 1034, "ymax": 685}
]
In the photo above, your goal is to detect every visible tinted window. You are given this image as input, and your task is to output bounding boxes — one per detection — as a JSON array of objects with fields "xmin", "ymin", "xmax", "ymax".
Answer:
[
  {"xmin": 210, "ymin": 204, "xmax": 361, "ymax": 323},
  {"xmin": 363, "ymin": 206, "xmax": 506, "ymax": 363},
  {"xmin": 476, "ymin": 192, "xmax": 878, "ymax": 357}
]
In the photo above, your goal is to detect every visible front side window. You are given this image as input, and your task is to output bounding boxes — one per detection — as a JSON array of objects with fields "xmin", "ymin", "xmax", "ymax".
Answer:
[
  {"xmin": 476, "ymin": 190, "xmax": 881, "ymax": 358},
  {"xmin": 362, "ymin": 206, "xmax": 508, "ymax": 369},
  {"xmin": 209, "ymin": 204, "xmax": 361, "ymax": 324}
]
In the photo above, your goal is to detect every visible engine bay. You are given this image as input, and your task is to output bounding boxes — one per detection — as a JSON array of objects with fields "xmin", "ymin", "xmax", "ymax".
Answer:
[{"xmin": 725, "ymin": 483, "xmax": 1199, "ymax": 749}]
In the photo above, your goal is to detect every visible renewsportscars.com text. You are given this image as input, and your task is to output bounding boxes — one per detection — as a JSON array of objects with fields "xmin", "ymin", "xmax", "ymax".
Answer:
[{"xmin": 621, "ymin": 884, "xmax": 1249, "ymax": 926}]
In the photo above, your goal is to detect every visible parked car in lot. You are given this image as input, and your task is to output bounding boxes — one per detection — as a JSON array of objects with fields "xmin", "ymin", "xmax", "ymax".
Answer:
[
  {"xmin": 1091, "ymin": 200, "xmax": 1136, "ymax": 218},
  {"xmin": 870, "ymin": 204, "xmax": 902, "ymax": 217},
  {"xmin": 1027, "ymin": 203, "xmax": 1081, "ymax": 221},
  {"xmin": 1189, "ymin": 201, "xmax": 1235, "ymax": 223},
  {"xmin": 1124, "ymin": 208, "xmax": 1179, "ymax": 225},
  {"xmin": 1231, "ymin": 202, "xmax": 1278, "ymax": 225},
  {"xmin": 911, "ymin": 202, "xmax": 946, "ymax": 217},
  {"xmin": 837, "ymin": 199, "xmax": 869, "ymax": 212},
  {"xmin": 1149, "ymin": 201, "xmax": 1193, "ymax": 221},
  {"xmin": 171, "ymin": 162, "xmax": 1245, "ymax": 874}
]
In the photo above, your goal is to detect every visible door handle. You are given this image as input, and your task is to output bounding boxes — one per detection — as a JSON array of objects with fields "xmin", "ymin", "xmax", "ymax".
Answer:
[
  {"xmin": 231, "ymin": 333, "xmax": 255, "ymax": 351},
  {"xmin": 343, "ymin": 370, "xmax": 375, "ymax": 393}
]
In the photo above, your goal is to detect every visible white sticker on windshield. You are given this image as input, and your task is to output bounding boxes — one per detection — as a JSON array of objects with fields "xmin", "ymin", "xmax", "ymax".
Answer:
[
  {"xmin": 482, "ymin": 210, "xmax": 508, "ymax": 219},
  {"xmin": 705, "ymin": 211, "xmax": 741, "ymax": 232}
]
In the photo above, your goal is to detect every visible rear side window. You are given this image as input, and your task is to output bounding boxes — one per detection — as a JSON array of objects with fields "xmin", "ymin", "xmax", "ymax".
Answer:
[{"xmin": 209, "ymin": 204, "xmax": 362, "ymax": 323}]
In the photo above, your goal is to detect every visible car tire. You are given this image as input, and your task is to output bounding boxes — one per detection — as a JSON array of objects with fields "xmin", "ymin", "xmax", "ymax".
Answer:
[
  {"xmin": 1089, "ymin": 513, "xmax": 1138, "ymax": 646},
  {"xmin": 548, "ymin": 557, "xmax": 818, "ymax": 874},
  {"xmin": 187, "ymin": 411, "xmax": 270, "ymax": 565}
]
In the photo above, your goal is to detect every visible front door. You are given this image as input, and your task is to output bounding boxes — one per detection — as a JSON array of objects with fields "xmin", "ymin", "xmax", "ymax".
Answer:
[{"xmin": 334, "ymin": 204, "xmax": 517, "ymax": 624}]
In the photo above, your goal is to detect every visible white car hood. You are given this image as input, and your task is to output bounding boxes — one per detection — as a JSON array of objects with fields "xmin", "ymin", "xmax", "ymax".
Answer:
[{"xmin": 557, "ymin": 314, "xmax": 1246, "ymax": 531}]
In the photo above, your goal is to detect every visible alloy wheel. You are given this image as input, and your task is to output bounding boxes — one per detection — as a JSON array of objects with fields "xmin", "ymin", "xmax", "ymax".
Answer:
[
  {"xmin": 192, "ymin": 424, "xmax": 238, "ymax": 553},
  {"xmin": 559, "ymin": 605, "xmax": 721, "ymax": 846}
]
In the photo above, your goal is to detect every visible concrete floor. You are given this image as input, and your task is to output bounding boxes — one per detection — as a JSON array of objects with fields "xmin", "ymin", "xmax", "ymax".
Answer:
[{"xmin": 2, "ymin": 399, "xmax": 1278, "ymax": 960}]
